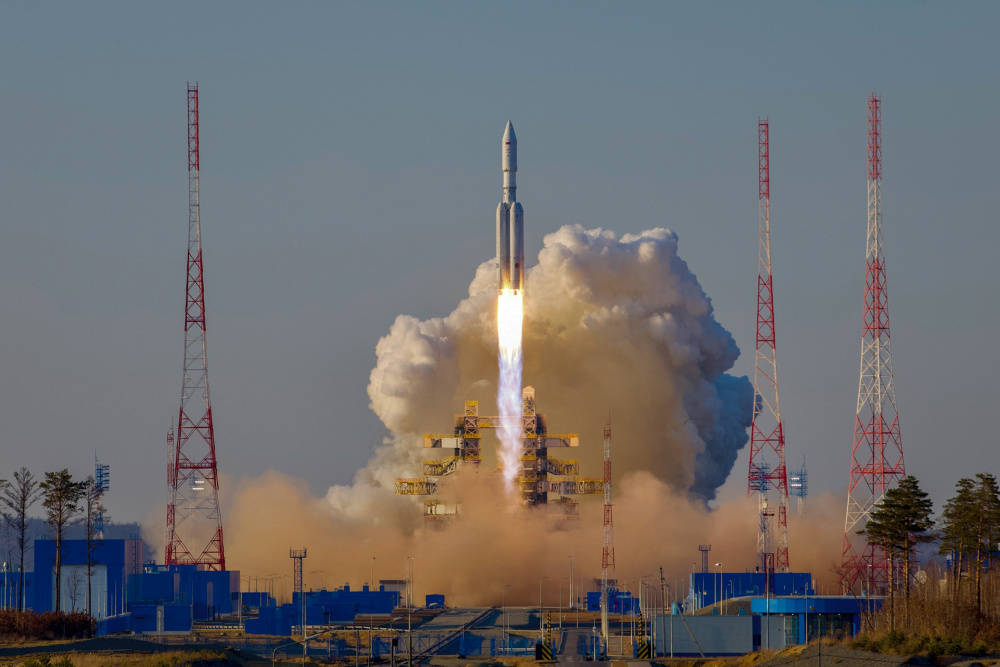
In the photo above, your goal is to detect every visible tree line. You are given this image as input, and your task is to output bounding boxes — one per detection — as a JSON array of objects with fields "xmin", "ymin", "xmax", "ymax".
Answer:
[
  {"xmin": 859, "ymin": 473, "xmax": 1000, "ymax": 636},
  {"xmin": 1, "ymin": 467, "xmax": 106, "ymax": 615}
]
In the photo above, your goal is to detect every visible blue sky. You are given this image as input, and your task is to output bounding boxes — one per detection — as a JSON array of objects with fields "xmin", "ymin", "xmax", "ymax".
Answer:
[{"xmin": 0, "ymin": 1, "xmax": 997, "ymax": 522}]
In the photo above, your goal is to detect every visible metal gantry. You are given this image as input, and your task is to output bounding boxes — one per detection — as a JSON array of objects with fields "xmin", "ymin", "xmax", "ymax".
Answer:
[
  {"xmin": 841, "ymin": 94, "xmax": 905, "ymax": 594},
  {"xmin": 747, "ymin": 119, "xmax": 791, "ymax": 573},
  {"xmin": 165, "ymin": 82, "xmax": 226, "ymax": 570},
  {"xmin": 395, "ymin": 387, "xmax": 601, "ymax": 519}
]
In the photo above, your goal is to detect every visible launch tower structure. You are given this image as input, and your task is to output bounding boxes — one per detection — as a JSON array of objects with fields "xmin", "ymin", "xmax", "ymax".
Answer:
[
  {"xmin": 747, "ymin": 119, "xmax": 791, "ymax": 573},
  {"xmin": 165, "ymin": 83, "xmax": 226, "ymax": 571},
  {"xmin": 395, "ymin": 387, "xmax": 602, "ymax": 519},
  {"xmin": 841, "ymin": 94, "xmax": 905, "ymax": 593}
]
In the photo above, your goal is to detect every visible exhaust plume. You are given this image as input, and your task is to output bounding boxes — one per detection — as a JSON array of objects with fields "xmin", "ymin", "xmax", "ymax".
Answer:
[{"xmin": 496, "ymin": 289, "xmax": 524, "ymax": 494}]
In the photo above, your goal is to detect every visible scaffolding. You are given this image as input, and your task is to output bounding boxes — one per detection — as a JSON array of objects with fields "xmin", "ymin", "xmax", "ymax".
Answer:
[{"xmin": 395, "ymin": 386, "xmax": 602, "ymax": 520}]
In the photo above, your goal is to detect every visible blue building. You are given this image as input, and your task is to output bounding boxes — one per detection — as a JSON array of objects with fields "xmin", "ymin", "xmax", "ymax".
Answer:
[
  {"xmin": 127, "ymin": 564, "xmax": 239, "ymax": 620},
  {"xmin": 32, "ymin": 538, "xmax": 141, "ymax": 618},
  {"xmin": 584, "ymin": 588, "xmax": 641, "ymax": 614},
  {"xmin": 689, "ymin": 571, "xmax": 813, "ymax": 611},
  {"xmin": 244, "ymin": 584, "xmax": 401, "ymax": 636},
  {"xmin": 0, "ymin": 567, "xmax": 34, "ymax": 611},
  {"xmin": 749, "ymin": 595, "xmax": 881, "ymax": 645}
]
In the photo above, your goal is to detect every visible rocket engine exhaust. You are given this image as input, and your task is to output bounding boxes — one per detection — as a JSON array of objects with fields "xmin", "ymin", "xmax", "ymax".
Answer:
[
  {"xmin": 495, "ymin": 121, "xmax": 525, "ymax": 494},
  {"xmin": 496, "ymin": 289, "xmax": 523, "ymax": 493}
]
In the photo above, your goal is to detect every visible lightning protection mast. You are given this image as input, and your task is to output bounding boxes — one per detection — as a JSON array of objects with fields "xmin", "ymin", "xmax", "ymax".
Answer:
[
  {"xmin": 841, "ymin": 94, "xmax": 905, "ymax": 594},
  {"xmin": 747, "ymin": 119, "xmax": 791, "ymax": 573},
  {"xmin": 165, "ymin": 82, "xmax": 226, "ymax": 571},
  {"xmin": 600, "ymin": 421, "xmax": 615, "ymax": 650}
]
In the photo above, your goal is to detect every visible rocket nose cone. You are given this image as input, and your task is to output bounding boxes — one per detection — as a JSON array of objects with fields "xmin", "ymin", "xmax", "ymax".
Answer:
[{"xmin": 503, "ymin": 120, "xmax": 516, "ymax": 145}]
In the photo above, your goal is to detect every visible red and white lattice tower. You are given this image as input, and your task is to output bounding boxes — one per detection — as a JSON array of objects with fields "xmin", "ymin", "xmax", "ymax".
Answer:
[
  {"xmin": 165, "ymin": 82, "xmax": 226, "ymax": 570},
  {"xmin": 599, "ymin": 421, "xmax": 615, "ymax": 645},
  {"xmin": 747, "ymin": 119, "xmax": 791, "ymax": 573},
  {"xmin": 841, "ymin": 94, "xmax": 905, "ymax": 593}
]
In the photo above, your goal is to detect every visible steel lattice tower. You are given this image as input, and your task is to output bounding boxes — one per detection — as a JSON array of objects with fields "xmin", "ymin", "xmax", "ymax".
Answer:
[
  {"xmin": 600, "ymin": 422, "xmax": 615, "ymax": 646},
  {"xmin": 841, "ymin": 94, "xmax": 905, "ymax": 593},
  {"xmin": 165, "ymin": 82, "xmax": 226, "ymax": 570},
  {"xmin": 747, "ymin": 119, "xmax": 791, "ymax": 573}
]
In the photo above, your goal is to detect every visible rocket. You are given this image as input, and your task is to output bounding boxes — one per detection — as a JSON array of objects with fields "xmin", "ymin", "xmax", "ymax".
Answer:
[{"xmin": 496, "ymin": 121, "xmax": 524, "ymax": 293}]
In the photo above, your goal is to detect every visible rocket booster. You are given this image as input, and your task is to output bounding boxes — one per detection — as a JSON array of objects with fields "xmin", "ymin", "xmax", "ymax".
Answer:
[{"xmin": 496, "ymin": 121, "xmax": 524, "ymax": 293}]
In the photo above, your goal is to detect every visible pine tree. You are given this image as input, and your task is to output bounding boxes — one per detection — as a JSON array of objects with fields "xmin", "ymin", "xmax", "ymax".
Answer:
[
  {"xmin": 861, "ymin": 475, "xmax": 935, "ymax": 631},
  {"xmin": 940, "ymin": 478, "xmax": 976, "ymax": 602},
  {"xmin": 40, "ymin": 470, "xmax": 87, "ymax": 613},
  {"xmin": 971, "ymin": 473, "xmax": 1000, "ymax": 614}
]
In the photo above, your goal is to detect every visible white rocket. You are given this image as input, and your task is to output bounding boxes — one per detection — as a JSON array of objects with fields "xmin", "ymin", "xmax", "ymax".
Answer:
[{"xmin": 496, "ymin": 121, "xmax": 524, "ymax": 293}]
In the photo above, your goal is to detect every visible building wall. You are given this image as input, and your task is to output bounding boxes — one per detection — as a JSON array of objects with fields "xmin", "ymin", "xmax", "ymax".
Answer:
[
  {"xmin": 689, "ymin": 572, "xmax": 813, "ymax": 610},
  {"xmin": 32, "ymin": 538, "xmax": 139, "ymax": 618},
  {"xmin": 652, "ymin": 615, "xmax": 754, "ymax": 656}
]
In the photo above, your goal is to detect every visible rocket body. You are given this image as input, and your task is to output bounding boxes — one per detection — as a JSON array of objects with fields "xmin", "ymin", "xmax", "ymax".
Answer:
[{"xmin": 496, "ymin": 121, "xmax": 524, "ymax": 293}]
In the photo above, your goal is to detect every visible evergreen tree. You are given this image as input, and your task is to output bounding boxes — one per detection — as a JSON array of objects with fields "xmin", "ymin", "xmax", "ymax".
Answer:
[
  {"xmin": 971, "ymin": 473, "xmax": 1000, "ymax": 613},
  {"xmin": 861, "ymin": 475, "xmax": 935, "ymax": 630},
  {"xmin": 40, "ymin": 470, "xmax": 87, "ymax": 613},
  {"xmin": 940, "ymin": 477, "xmax": 976, "ymax": 600}
]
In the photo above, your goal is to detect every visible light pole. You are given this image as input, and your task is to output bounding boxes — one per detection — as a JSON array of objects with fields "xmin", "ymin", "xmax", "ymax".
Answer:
[
  {"xmin": 538, "ymin": 576, "xmax": 550, "ymax": 644},
  {"xmin": 407, "ymin": 555, "xmax": 415, "ymax": 667},
  {"xmin": 501, "ymin": 583, "xmax": 511, "ymax": 655},
  {"xmin": 569, "ymin": 555, "xmax": 575, "ymax": 611},
  {"xmin": 713, "ymin": 563, "xmax": 721, "ymax": 614}
]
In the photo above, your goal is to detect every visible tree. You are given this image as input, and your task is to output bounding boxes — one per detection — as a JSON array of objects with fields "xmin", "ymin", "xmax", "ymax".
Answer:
[
  {"xmin": 971, "ymin": 473, "xmax": 1000, "ymax": 613},
  {"xmin": 40, "ymin": 470, "xmax": 87, "ymax": 613},
  {"xmin": 940, "ymin": 478, "xmax": 977, "ymax": 601},
  {"xmin": 1, "ymin": 468, "xmax": 42, "ymax": 611},
  {"xmin": 861, "ymin": 475, "xmax": 935, "ymax": 630},
  {"xmin": 83, "ymin": 476, "xmax": 107, "ymax": 617}
]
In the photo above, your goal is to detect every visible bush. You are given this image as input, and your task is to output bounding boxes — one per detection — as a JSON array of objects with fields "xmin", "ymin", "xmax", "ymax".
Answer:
[{"xmin": 0, "ymin": 609, "xmax": 95, "ymax": 640}]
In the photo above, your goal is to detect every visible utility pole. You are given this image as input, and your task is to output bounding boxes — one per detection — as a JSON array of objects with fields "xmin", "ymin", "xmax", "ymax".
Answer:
[
  {"xmin": 290, "ymin": 549, "xmax": 307, "ymax": 659},
  {"xmin": 600, "ymin": 421, "xmax": 615, "ymax": 653},
  {"xmin": 407, "ymin": 555, "xmax": 414, "ymax": 667}
]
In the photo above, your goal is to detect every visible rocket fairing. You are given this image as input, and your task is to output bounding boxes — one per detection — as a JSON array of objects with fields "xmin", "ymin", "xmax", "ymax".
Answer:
[{"xmin": 496, "ymin": 121, "xmax": 524, "ymax": 293}]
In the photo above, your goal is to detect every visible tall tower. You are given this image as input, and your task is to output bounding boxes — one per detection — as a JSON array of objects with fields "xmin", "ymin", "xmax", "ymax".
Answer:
[
  {"xmin": 841, "ymin": 94, "xmax": 905, "ymax": 593},
  {"xmin": 600, "ymin": 422, "xmax": 615, "ymax": 646},
  {"xmin": 747, "ymin": 119, "xmax": 791, "ymax": 573},
  {"xmin": 165, "ymin": 82, "xmax": 226, "ymax": 571}
]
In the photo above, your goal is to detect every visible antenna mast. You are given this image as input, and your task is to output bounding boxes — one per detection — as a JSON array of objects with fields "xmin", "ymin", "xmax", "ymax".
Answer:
[
  {"xmin": 747, "ymin": 119, "xmax": 791, "ymax": 573},
  {"xmin": 841, "ymin": 94, "xmax": 905, "ymax": 593},
  {"xmin": 600, "ymin": 421, "xmax": 615, "ymax": 648},
  {"xmin": 165, "ymin": 82, "xmax": 226, "ymax": 570}
]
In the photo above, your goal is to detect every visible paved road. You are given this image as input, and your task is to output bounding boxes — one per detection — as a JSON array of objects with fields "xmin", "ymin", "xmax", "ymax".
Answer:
[{"xmin": 558, "ymin": 627, "xmax": 594, "ymax": 664}]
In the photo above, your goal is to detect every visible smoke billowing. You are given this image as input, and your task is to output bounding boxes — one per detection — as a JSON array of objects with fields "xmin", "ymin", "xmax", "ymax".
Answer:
[
  {"xmin": 364, "ymin": 225, "xmax": 752, "ymax": 503},
  {"xmin": 195, "ymin": 225, "xmax": 841, "ymax": 604}
]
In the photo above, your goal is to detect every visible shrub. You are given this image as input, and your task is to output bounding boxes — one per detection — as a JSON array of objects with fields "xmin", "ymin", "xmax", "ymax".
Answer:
[{"xmin": 0, "ymin": 609, "xmax": 94, "ymax": 640}]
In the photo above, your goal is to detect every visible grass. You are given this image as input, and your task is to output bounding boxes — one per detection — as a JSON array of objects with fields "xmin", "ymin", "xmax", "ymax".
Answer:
[{"xmin": 1, "ymin": 650, "xmax": 238, "ymax": 667}]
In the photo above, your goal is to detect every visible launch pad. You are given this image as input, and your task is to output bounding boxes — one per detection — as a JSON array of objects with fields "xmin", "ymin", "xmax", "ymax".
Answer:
[{"xmin": 395, "ymin": 386, "xmax": 603, "ymax": 520}]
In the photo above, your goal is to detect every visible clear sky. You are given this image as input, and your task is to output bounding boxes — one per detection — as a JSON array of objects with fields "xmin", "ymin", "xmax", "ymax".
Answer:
[{"xmin": 0, "ymin": 2, "xmax": 996, "ymax": 523}]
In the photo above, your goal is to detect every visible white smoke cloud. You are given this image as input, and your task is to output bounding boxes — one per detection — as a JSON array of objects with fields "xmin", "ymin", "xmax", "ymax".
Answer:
[{"xmin": 351, "ymin": 224, "xmax": 752, "ymax": 506}]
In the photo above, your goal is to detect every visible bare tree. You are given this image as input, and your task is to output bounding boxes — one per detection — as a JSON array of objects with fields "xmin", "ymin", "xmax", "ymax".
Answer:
[
  {"xmin": 66, "ymin": 568, "xmax": 82, "ymax": 612},
  {"xmin": 40, "ymin": 470, "xmax": 87, "ymax": 612},
  {"xmin": 83, "ymin": 476, "xmax": 106, "ymax": 617},
  {"xmin": 1, "ymin": 468, "xmax": 41, "ymax": 611}
]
